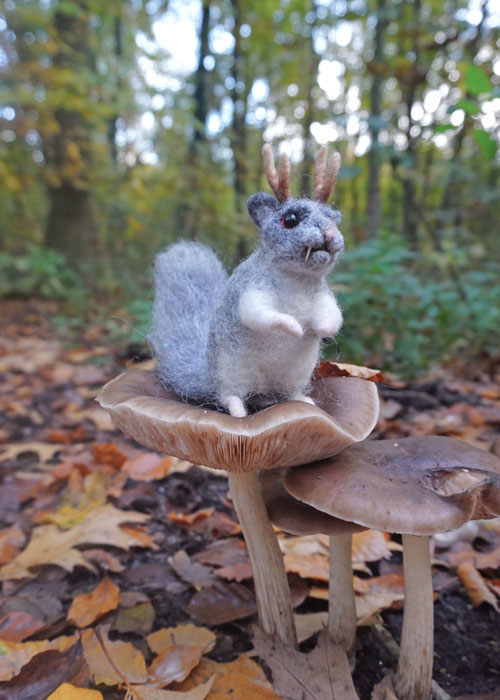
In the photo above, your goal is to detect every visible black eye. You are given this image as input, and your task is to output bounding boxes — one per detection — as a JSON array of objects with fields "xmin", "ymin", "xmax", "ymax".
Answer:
[{"xmin": 281, "ymin": 212, "xmax": 299, "ymax": 229}]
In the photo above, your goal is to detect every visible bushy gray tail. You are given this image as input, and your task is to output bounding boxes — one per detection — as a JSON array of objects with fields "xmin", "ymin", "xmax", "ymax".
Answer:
[{"xmin": 149, "ymin": 241, "xmax": 228, "ymax": 402}]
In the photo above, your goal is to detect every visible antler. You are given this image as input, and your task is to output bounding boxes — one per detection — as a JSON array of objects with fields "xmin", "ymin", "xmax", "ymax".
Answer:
[
  {"xmin": 262, "ymin": 144, "xmax": 291, "ymax": 202},
  {"xmin": 313, "ymin": 145, "xmax": 341, "ymax": 203}
]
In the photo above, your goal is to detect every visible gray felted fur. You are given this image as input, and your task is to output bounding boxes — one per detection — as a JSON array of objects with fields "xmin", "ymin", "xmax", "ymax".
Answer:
[
  {"xmin": 151, "ymin": 194, "xmax": 344, "ymax": 416},
  {"xmin": 150, "ymin": 241, "xmax": 228, "ymax": 401}
]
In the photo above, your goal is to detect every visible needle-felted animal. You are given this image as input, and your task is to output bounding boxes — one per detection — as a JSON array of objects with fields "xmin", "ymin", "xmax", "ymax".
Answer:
[{"xmin": 150, "ymin": 145, "xmax": 344, "ymax": 417}]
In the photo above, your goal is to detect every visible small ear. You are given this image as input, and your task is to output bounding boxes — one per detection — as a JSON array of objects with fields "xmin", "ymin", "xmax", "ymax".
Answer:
[{"xmin": 247, "ymin": 192, "xmax": 278, "ymax": 228}]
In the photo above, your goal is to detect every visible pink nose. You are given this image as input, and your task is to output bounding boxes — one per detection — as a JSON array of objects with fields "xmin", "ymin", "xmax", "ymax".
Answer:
[{"xmin": 322, "ymin": 226, "xmax": 336, "ymax": 241}]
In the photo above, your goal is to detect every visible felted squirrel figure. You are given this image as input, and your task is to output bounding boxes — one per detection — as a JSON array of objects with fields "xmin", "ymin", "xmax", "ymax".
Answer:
[{"xmin": 150, "ymin": 144, "xmax": 344, "ymax": 418}]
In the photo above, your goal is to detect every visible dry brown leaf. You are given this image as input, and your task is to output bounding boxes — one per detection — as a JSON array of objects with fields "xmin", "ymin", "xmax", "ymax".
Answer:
[
  {"xmin": 123, "ymin": 454, "xmax": 174, "ymax": 481},
  {"xmin": 149, "ymin": 645, "xmax": 204, "ymax": 685},
  {"xmin": 443, "ymin": 543, "xmax": 500, "ymax": 570},
  {"xmin": 457, "ymin": 562, "xmax": 500, "ymax": 611},
  {"xmin": 67, "ymin": 578, "xmax": 121, "ymax": 628},
  {"xmin": 0, "ymin": 526, "xmax": 26, "ymax": 565},
  {"xmin": 120, "ymin": 525, "xmax": 159, "ymax": 550},
  {"xmin": 92, "ymin": 443, "xmax": 127, "ymax": 468},
  {"xmin": 0, "ymin": 610, "xmax": 46, "ymax": 642},
  {"xmin": 147, "ymin": 624, "xmax": 216, "ymax": 655},
  {"xmin": 356, "ymin": 592, "xmax": 405, "ymax": 624},
  {"xmin": 294, "ymin": 612, "xmax": 328, "ymax": 643},
  {"xmin": 81, "ymin": 548, "xmax": 125, "ymax": 573},
  {"xmin": 371, "ymin": 675, "xmax": 399, "ymax": 700},
  {"xmin": 0, "ymin": 442, "xmax": 62, "ymax": 464},
  {"xmin": 214, "ymin": 561, "xmax": 253, "ymax": 582},
  {"xmin": 313, "ymin": 361, "xmax": 384, "ymax": 383},
  {"xmin": 174, "ymin": 656, "xmax": 281, "ymax": 699},
  {"xmin": 283, "ymin": 552, "xmax": 329, "ymax": 581},
  {"xmin": 169, "ymin": 551, "xmax": 216, "ymax": 590},
  {"xmin": 0, "ymin": 634, "xmax": 78, "ymax": 682},
  {"xmin": 82, "ymin": 626, "xmax": 148, "ymax": 686},
  {"xmin": 0, "ymin": 639, "xmax": 87, "ymax": 700},
  {"xmin": 253, "ymin": 626, "xmax": 359, "ymax": 699},
  {"xmin": 168, "ymin": 509, "xmax": 214, "ymax": 526},
  {"xmin": 113, "ymin": 593, "xmax": 155, "ymax": 636},
  {"xmin": 352, "ymin": 531, "xmax": 392, "ymax": 563},
  {"xmin": 0, "ymin": 504, "xmax": 150, "ymax": 581},
  {"xmin": 185, "ymin": 581, "xmax": 256, "ymax": 625},
  {"xmin": 46, "ymin": 683, "xmax": 104, "ymax": 699},
  {"xmin": 129, "ymin": 675, "xmax": 214, "ymax": 700},
  {"xmin": 37, "ymin": 471, "xmax": 109, "ymax": 529},
  {"xmin": 65, "ymin": 407, "xmax": 115, "ymax": 432},
  {"xmin": 280, "ymin": 533, "xmax": 328, "ymax": 557}
]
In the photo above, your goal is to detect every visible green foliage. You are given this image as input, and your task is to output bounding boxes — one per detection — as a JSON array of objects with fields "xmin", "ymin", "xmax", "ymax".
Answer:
[
  {"xmin": 330, "ymin": 234, "xmax": 500, "ymax": 376},
  {"xmin": 0, "ymin": 245, "xmax": 85, "ymax": 302}
]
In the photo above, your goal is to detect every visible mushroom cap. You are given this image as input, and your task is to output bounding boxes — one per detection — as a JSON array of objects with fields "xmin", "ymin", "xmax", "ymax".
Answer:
[
  {"xmin": 259, "ymin": 468, "xmax": 365, "ymax": 536},
  {"xmin": 284, "ymin": 436, "xmax": 500, "ymax": 536},
  {"xmin": 97, "ymin": 370, "xmax": 379, "ymax": 472}
]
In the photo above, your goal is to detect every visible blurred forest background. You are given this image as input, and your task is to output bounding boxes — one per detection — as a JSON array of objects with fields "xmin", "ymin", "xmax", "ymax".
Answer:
[{"xmin": 1, "ymin": 0, "xmax": 500, "ymax": 376}]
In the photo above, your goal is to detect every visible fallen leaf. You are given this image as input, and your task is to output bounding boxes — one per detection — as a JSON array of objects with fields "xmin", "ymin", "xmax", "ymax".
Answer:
[
  {"xmin": 313, "ymin": 361, "xmax": 384, "ymax": 383},
  {"xmin": 0, "ymin": 442, "xmax": 62, "ymax": 464},
  {"xmin": 169, "ymin": 551, "xmax": 216, "ymax": 590},
  {"xmin": 457, "ymin": 562, "xmax": 500, "ymax": 611},
  {"xmin": 0, "ymin": 611, "xmax": 46, "ymax": 642},
  {"xmin": 81, "ymin": 549, "xmax": 124, "ymax": 573},
  {"xmin": 0, "ymin": 504, "xmax": 150, "ymax": 580},
  {"xmin": 120, "ymin": 525, "xmax": 159, "ymax": 550},
  {"xmin": 113, "ymin": 596, "xmax": 155, "ymax": 636},
  {"xmin": 37, "ymin": 471, "xmax": 109, "ymax": 529},
  {"xmin": 67, "ymin": 578, "xmax": 121, "ymax": 628},
  {"xmin": 65, "ymin": 407, "xmax": 115, "ymax": 432},
  {"xmin": 356, "ymin": 592, "xmax": 405, "ymax": 624},
  {"xmin": 193, "ymin": 538, "xmax": 247, "ymax": 568},
  {"xmin": 174, "ymin": 656, "xmax": 281, "ymax": 699},
  {"xmin": 294, "ymin": 612, "xmax": 328, "ymax": 643},
  {"xmin": 371, "ymin": 675, "xmax": 399, "ymax": 700},
  {"xmin": 185, "ymin": 581, "xmax": 256, "ymax": 625},
  {"xmin": 0, "ymin": 634, "xmax": 78, "ymax": 682},
  {"xmin": 130, "ymin": 675, "xmax": 214, "ymax": 699},
  {"xmin": 123, "ymin": 454, "xmax": 174, "ymax": 481},
  {"xmin": 215, "ymin": 561, "xmax": 253, "ymax": 582},
  {"xmin": 0, "ymin": 527, "xmax": 26, "ymax": 565},
  {"xmin": 147, "ymin": 624, "xmax": 216, "ymax": 655},
  {"xmin": 149, "ymin": 645, "xmax": 204, "ymax": 685},
  {"xmin": 92, "ymin": 443, "xmax": 127, "ymax": 468},
  {"xmin": 352, "ymin": 531, "xmax": 392, "ymax": 563},
  {"xmin": 47, "ymin": 684, "xmax": 103, "ymax": 700},
  {"xmin": 82, "ymin": 626, "xmax": 148, "ymax": 686},
  {"xmin": 0, "ymin": 640, "xmax": 86, "ymax": 700},
  {"xmin": 284, "ymin": 552, "xmax": 329, "ymax": 581},
  {"xmin": 442, "ymin": 541, "xmax": 500, "ymax": 570},
  {"xmin": 252, "ymin": 626, "xmax": 359, "ymax": 699},
  {"xmin": 168, "ymin": 509, "xmax": 214, "ymax": 526}
]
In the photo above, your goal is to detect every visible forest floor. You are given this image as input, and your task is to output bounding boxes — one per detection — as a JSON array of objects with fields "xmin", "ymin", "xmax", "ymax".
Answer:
[{"xmin": 1, "ymin": 298, "xmax": 500, "ymax": 700}]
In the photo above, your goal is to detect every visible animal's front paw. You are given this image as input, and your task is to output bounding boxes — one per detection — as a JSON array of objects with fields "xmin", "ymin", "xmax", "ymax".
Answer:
[
  {"xmin": 313, "ymin": 312, "xmax": 343, "ymax": 338},
  {"xmin": 271, "ymin": 314, "xmax": 304, "ymax": 337}
]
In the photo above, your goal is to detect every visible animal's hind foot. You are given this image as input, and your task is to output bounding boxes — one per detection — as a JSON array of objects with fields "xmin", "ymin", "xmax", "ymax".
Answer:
[{"xmin": 224, "ymin": 395, "xmax": 247, "ymax": 418}]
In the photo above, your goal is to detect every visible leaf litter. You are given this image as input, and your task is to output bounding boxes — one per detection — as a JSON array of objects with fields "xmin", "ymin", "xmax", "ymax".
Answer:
[{"xmin": 1, "ymin": 300, "xmax": 500, "ymax": 698}]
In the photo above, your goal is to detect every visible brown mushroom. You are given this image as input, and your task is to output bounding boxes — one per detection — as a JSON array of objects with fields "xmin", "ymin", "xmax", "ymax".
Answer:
[
  {"xmin": 260, "ymin": 467, "xmax": 364, "ymax": 662},
  {"xmin": 284, "ymin": 436, "xmax": 500, "ymax": 700},
  {"xmin": 97, "ymin": 369, "xmax": 379, "ymax": 648}
]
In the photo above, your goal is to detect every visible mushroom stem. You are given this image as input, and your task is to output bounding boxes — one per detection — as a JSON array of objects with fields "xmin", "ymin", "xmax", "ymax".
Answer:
[
  {"xmin": 228, "ymin": 471, "xmax": 298, "ymax": 648},
  {"xmin": 328, "ymin": 534, "xmax": 356, "ymax": 664},
  {"xmin": 394, "ymin": 534, "xmax": 433, "ymax": 700}
]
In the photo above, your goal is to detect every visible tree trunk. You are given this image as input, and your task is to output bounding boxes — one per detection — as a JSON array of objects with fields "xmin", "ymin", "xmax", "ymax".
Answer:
[
  {"xmin": 366, "ymin": 0, "xmax": 387, "ymax": 237},
  {"xmin": 400, "ymin": 0, "xmax": 421, "ymax": 249},
  {"xmin": 44, "ymin": 7, "xmax": 98, "ymax": 260},
  {"xmin": 193, "ymin": 0, "xmax": 211, "ymax": 143},
  {"xmin": 230, "ymin": 0, "xmax": 251, "ymax": 260},
  {"xmin": 301, "ymin": 1, "xmax": 320, "ymax": 195}
]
